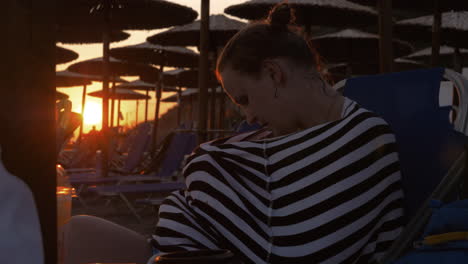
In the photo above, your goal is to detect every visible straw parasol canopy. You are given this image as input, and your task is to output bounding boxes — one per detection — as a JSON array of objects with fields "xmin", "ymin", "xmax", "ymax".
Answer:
[
  {"xmin": 56, "ymin": 91, "xmax": 70, "ymax": 100},
  {"xmin": 405, "ymin": 46, "xmax": 468, "ymax": 67},
  {"xmin": 56, "ymin": 46, "xmax": 79, "ymax": 64},
  {"xmin": 56, "ymin": 70, "xmax": 128, "ymax": 87},
  {"xmin": 110, "ymin": 42, "xmax": 199, "ymax": 68},
  {"xmin": 56, "ymin": 71, "xmax": 91, "ymax": 87},
  {"xmin": 88, "ymin": 88, "xmax": 151, "ymax": 100},
  {"xmin": 311, "ymin": 29, "xmax": 414, "ymax": 64},
  {"xmin": 347, "ymin": 0, "xmax": 468, "ymax": 70},
  {"xmin": 115, "ymin": 79, "xmax": 177, "ymax": 92},
  {"xmin": 347, "ymin": 0, "xmax": 468, "ymax": 13},
  {"xmin": 56, "ymin": 27, "xmax": 130, "ymax": 44},
  {"xmin": 395, "ymin": 11, "xmax": 468, "ymax": 48},
  {"xmin": 67, "ymin": 56, "xmax": 157, "ymax": 77},
  {"xmin": 161, "ymin": 87, "xmax": 223, "ymax": 103},
  {"xmin": 57, "ymin": 0, "xmax": 198, "ymax": 30},
  {"xmin": 56, "ymin": 69, "xmax": 126, "ymax": 144},
  {"xmin": 224, "ymin": 0, "xmax": 377, "ymax": 28},
  {"xmin": 146, "ymin": 14, "xmax": 246, "ymax": 48},
  {"xmin": 140, "ymin": 68, "xmax": 219, "ymax": 88}
]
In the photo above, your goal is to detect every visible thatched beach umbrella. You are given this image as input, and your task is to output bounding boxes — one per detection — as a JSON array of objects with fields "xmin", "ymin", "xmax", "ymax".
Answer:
[
  {"xmin": 56, "ymin": 70, "xmax": 127, "ymax": 143},
  {"xmin": 88, "ymin": 88, "xmax": 151, "ymax": 128},
  {"xmin": 161, "ymin": 87, "xmax": 224, "ymax": 102},
  {"xmin": 348, "ymin": 0, "xmax": 468, "ymax": 68},
  {"xmin": 56, "ymin": 70, "xmax": 127, "ymax": 87},
  {"xmin": 57, "ymin": 0, "xmax": 197, "ymax": 30},
  {"xmin": 89, "ymin": 88, "xmax": 151, "ymax": 100},
  {"xmin": 405, "ymin": 46, "xmax": 468, "ymax": 71},
  {"xmin": 56, "ymin": 46, "xmax": 78, "ymax": 64},
  {"xmin": 395, "ymin": 11, "xmax": 468, "ymax": 47},
  {"xmin": 395, "ymin": 11, "xmax": 468, "ymax": 72},
  {"xmin": 67, "ymin": 56, "xmax": 156, "ymax": 127},
  {"xmin": 141, "ymin": 68, "xmax": 219, "ymax": 127},
  {"xmin": 58, "ymin": 0, "xmax": 197, "ymax": 178},
  {"xmin": 163, "ymin": 68, "xmax": 218, "ymax": 126},
  {"xmin": 225, "ymin": 0, "xmax": 377, "ymax": 28},
  {"xmin": 110, "ymin": 42, "xmax": 199, "ymax": 138},
  {"xmin": 115, "ymin": 79, "xmax": 177, "ymax": 124},
  {"xmin": 67, "ymin": 56, "xmax": 156, "ymax": 77},
  {"xmin": 147, "ymin": 14, "xmax": 246, "ymax": 48},
  {"xmin": 147, "ymin": 14, "xmax": 245, "ymax": 133},
  {"xmin": 56, "ymin": 27, "xmax": 130, "ymax": 44},
  {"xmin": 56, "ymin": 70, "xmax": 92, "ymax": 87},
  {"xmin": 349, "ymin": 0, "xmax": 468, "ymax": 13},
  {"xmin": 110, "ymin": 42, "xmax": 199, "ymax": 68},
  {"xmin": 312, "ymin": 29, "xmax": 414, "ymax": 66},
  {"xmin": 142, "ymin": 68, "xmax": 219, "ymax": 128},
  {"xmin": 161, "ymin": 87, "xmax": 225, "ymax": 126},
  {"xmin": 140, "ymin": 68, "xmax": 218, "ymax": 89}
]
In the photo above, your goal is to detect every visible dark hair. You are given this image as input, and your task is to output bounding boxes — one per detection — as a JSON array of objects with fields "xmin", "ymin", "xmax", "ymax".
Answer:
[{"xmin": 216, "ymin": 2, "xmax": 321, "ymax": 80}]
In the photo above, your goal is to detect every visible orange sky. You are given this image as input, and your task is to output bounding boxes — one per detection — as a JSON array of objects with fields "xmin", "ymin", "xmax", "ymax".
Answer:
[{"xmin": 56, "ymin": 0, "xmax": 246, "ymax": 132}]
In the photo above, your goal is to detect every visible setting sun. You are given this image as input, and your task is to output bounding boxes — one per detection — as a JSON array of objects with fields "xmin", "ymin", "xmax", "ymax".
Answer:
[{"xmin": 83, "ymin": 101, "xmax": 102, "ymax": 126}]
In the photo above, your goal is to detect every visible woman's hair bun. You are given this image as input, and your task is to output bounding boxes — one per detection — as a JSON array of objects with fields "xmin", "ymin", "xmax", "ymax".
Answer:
[{"xmin": 268, "ymin": 2, "xmax": 296, "ymax": 30}]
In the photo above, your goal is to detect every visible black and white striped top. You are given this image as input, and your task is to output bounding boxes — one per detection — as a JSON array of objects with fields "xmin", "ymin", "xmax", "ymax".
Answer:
[{"xmin": 152, "ymin": 98, "xmax": 404, "ymax": 264}]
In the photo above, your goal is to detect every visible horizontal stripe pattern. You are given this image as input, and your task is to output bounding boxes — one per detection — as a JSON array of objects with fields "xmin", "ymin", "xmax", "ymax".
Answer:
[{"xmin": 153, "ymin": 99, "xmax": 404, "ymax": 264}]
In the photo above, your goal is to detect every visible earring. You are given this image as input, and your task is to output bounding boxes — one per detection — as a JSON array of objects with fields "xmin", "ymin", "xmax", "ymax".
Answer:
[{"xmin": 274, "ymin": 86, "xmax": 278, "ymax": 98}]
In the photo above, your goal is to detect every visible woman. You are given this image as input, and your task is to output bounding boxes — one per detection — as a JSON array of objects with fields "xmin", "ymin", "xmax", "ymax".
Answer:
[
  {"xmin": 63, "ymin": 3, "xmax": 403, "ymax": 264},
  {"xmin": 152, "ymin": 3, "xmax": 404, "ymax": 264}
]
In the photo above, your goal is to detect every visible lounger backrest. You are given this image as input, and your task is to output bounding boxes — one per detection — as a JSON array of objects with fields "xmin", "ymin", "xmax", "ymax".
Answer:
[
  {"xmin": 122, "ymin": 122, "xmax": 152, "ymax": 172},
  {"xmin": 157, "ymin": 131, "xmax": 197, "ymax": 178},
  {"xmin": 342, "ymin": 68, "xmax": 466, "ymax": 223}
]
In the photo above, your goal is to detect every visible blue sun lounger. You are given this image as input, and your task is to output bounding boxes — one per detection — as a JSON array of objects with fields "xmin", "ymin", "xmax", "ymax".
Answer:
[
  {"xmin": 87, "ymin": 130, "xmax": 198, "ymax": 221},
  {"xmin": 334, "ymin": 67, "xmax": 468, "ymax": 263}
]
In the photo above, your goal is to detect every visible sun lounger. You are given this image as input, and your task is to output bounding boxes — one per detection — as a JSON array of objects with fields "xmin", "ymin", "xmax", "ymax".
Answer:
[
  {"xmin": 86, "ymin": 131, "xmax": 198, "ymax": 221},
  {"xmin": 334, "ymin": 67, "xmax": 468, "ymax": 263}
]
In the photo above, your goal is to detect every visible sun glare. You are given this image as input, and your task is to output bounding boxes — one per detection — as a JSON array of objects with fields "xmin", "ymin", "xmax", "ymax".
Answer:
[{"xmin": 83, "ymin": 101, "xmax": 102, "ymax": 126}]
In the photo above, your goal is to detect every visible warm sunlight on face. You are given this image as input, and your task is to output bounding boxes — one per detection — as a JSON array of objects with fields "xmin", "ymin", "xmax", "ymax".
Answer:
[{"xmin": 83, "ymin": 101, "xmax": 102, "ymax": 125}]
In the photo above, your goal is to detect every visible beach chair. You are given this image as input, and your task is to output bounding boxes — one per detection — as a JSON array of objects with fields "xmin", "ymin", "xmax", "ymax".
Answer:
[
  {"xmin": 333, "ymin": 68, "xmax": 468, "ymax": 263},
  {"xmin": 68, "ymin": 122, "xmax": 152, "ymax": 177},
  {"xmin": 66, "ymin": 123, "xmax": 155, "ymax": 209},
  {"xmin": 113, "ymin": 122, "xmax": 153, "ymax": 173},
  {"xmin": 87, "ymin": 130, "xmax": 198, "ymax": 221}
]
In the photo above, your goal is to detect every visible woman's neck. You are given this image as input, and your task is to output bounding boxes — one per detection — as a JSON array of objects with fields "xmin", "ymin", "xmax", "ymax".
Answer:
[{"xmin": 293, "ymin": 78, "xmax": 344, "ymax": 129}]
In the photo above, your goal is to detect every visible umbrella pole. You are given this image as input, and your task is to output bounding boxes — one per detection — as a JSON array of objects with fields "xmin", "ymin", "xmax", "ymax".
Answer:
[
  {"xmin": 144, "ymin": 86, "xmax": 149, "ymax": 122},
  {"xmin": 101, "ymin": 0, "xmax": 111, "ymax": 178},
  {"xmin": 152, "ymin": 65, "xmax": 164, "ymax": 149},
  {"xmin": 110, "ymin": 80, "xmax": 116, "ymax": 128},
  {"xmin": 431, "ymin": 0, "xmax": 441, "ymax": 67},
  {"xmin": 78, "ymin": 84, "xmax": 87, "ymax": 144},
  {"xmin": 117, "ymin": 98, "xmax": 121, "ymax": 128},
  {"xmin": 136, "ymin": 100, "xmax": 139, "ymax": 126},
  {"xmin": 377, "ymin": 0, "xmax": 394, "ymax": 73},
  {"xmin": 198, "ymin": 0, "xmax": 210, "ymax": 144}
]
